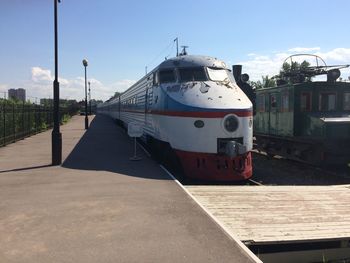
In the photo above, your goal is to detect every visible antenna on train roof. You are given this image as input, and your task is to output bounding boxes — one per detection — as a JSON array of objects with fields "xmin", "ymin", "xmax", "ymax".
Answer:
[
  {"xmin": 180, "ymin": 46, "xmax": 188, "ymax": 56},
  {"xmin": 174, "ymin": 37, "xmax": 179, "ymax": 57}
]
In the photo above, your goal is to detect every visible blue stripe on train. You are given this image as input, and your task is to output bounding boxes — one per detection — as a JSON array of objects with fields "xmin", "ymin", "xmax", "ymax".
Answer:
[{"xmin": 152, "ymin": 87, "xmax": 251, "ymax": 113}]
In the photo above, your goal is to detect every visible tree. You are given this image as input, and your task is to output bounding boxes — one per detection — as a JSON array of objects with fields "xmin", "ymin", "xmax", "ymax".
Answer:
[
  {"xmin": 279, "ymin": 60, "xmax": 311, "ymax": 84},
  {"xmin": 250, "ymin": 75, "xmax": 276, "ymax": 90},
  {"xmin": 106, "ymin": 91, "xmax": 121, "ymax": 102}
]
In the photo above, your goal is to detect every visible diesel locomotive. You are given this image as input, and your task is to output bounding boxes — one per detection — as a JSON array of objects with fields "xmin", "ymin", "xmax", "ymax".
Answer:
[{"xmin": 98, "ymin": 54, "xmax": 254, "ymax": 181}]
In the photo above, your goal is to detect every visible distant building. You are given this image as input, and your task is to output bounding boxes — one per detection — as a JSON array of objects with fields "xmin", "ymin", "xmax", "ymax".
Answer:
[
  {"xmin": 8, "ymin": 89, "xmax": 16, "ymax": 100},
  {"xmin": 8, "ymin": 88, "xmax": 26, "ymax": 101},
  {"xmin": 17, "ymin": 88, "xmax": 26, "ymax": 101}
]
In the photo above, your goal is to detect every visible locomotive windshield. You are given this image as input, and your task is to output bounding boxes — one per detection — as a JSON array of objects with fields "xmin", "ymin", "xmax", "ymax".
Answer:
[
  {"xmin": 159, "ymin": 70, "xmax": 176, "ymax": 83},
  {"xmin": 207, "ymin": 67, "xmax": 229, "ymax": 82},
  {"xmin": 179, "ymin": 67, "xmax": 207, "ymax": 82}
]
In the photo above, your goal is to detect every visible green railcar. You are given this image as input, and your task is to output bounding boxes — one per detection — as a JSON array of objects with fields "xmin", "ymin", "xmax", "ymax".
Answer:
[{"xmin": 253, "ymin": 55, "xmax": 350, "ymax": 166}]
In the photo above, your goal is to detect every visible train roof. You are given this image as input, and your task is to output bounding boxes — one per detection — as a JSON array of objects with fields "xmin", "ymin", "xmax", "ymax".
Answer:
[
  {"xmin": 99, "ymin": 55, "xmax": 229, "ymax": 105},
  {"xmin": 157, "ymin": 55, "xmax": 227, "ymax": 70}
]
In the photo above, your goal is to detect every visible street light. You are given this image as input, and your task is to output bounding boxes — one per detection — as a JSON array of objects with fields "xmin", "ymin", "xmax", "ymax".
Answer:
[
  {"xmin": 52, "ymin": 0, "xmax": 62, "ymax": 165},
  {"xmin": 88, "ymin": 81, "xmax": 91, "ymax": 115},
  {"xmin": 82, "ymin": 59, "xmax": 89, "ymax": 129}
]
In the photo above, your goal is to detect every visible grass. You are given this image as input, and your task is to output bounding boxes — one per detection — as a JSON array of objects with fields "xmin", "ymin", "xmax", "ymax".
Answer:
[{"xmin": 60, "ymin": 114, "xmax": 71, "ymax": 125}]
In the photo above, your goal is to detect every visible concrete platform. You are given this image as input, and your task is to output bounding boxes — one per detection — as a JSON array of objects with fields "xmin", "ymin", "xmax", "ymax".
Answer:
[{"xmin": 0, "ymin": 115, "xmax": 259, "ymax": 263}]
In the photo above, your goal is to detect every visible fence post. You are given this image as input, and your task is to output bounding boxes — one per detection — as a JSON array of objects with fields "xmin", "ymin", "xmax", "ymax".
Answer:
[
  {"xmin": 34, "ymin": 103, "xmax": 37, "ymax": 133},
  {"xmin": 2, "ymin": 100, "xmax": 5, "ymax": 146},
  {"xmin": 22, "ymin": 101, "xmax": 25, "ymax": 138},
  {"xmin": 44, "ymin": 105, "xmax": 50, "ymax": 129},
  {"xmin": 28, "ymin": 104, "xmax": 30, "ymax": 136},
  {"xmin": 38, "ymin": 104, "xmax": 40, "ymax": 132},
  {"xmin": 12, "ymin": 102, "xmax": 15, "ymax": 142}
]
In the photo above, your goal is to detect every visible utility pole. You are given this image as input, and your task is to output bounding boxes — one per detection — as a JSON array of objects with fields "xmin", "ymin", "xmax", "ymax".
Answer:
[
  {"xmin": 88, "ymin": 81, "xmax": 91, "ymax": 115},
  {"xmin": 52, "ymin": 0, "xmax": 62, "ymax": 165},
  {"xmin": 82, "ymin": 59, "xmax": 89, "ymax": 129}
]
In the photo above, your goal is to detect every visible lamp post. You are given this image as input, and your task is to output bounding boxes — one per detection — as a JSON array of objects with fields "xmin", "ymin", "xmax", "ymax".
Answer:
[
  {"xmin": 88, "ymin": 81, "xmax": 91, "ymax": 115},
  {"xmin": 82, "ymin": 59, "xmax": 89, "ymax": 129},
  {"xmin": 52, "ymin": 0, "xmax": 62, "ymax": 165}
]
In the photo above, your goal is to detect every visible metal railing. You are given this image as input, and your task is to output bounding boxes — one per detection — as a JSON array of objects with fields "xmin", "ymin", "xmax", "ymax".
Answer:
[{"xmin": 0, "ymin": 100, "xmax": 74, "ymax": 147}]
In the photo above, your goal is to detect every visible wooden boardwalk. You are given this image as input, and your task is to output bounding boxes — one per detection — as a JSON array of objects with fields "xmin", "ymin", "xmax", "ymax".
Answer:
[{"xmin": 186, "ymin": 185, "xmax": 350, "ymax": 245}]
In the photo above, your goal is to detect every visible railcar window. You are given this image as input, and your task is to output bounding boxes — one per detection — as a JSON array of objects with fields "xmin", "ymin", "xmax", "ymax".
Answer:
[
  {"xmin": 270, "ymin": 94, "xmax": 277, "ymax": 109},
  {"xmin": 147, "ymin": 89, "xmax": 153, "ymax": 106},
  {"xmin": 301, "ymin": 92, "xmax": 312, "ymax": 111},
  {"xmin": 159, "ymin": 70, "xmax": 176, "ymax": 83},
  {"xmin": 207, "ymin": 67, "xmax": 229, "ymax": 82},
  {"xmin": 257, "ymin": 94, "xmax": 265, "ymax": 112},
  {"xmin": 344, "ymin": 93, "xmax": 350, "ymax": 110},
  {"xmin": 319, "ymin": 92, "xmax": 336, "ymax": 111},
  {"xmin": 282, "ymin": 93, "xmax": 289, "ymax": 111},
  {"xmin": 153, "ymin": 72, "xmax": 159, "ymax": 86},
  {"xmin": 179, "ymin": 67, "xmax": 207, "ymax": 82}
]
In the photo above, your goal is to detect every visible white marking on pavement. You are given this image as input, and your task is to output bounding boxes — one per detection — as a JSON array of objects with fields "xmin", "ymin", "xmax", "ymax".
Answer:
[{"xmin": 159, "ymin": 165, "xmax": 262, "ymax": 263}]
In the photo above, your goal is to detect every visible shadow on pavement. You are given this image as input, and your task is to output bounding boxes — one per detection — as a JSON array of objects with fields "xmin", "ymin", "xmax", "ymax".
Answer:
[
  {"xmin": 63, "ymin": 114, "xmax": 169, "ymax": 180},
  {"xmin": 0, "ymin": 164, "xmax": 52, "ymax": 174}
]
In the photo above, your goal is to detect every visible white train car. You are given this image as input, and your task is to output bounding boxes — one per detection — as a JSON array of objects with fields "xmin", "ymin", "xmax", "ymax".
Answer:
[{"xmin": 98, "ymin": 55, "xmax": 253, "ymax": 181}]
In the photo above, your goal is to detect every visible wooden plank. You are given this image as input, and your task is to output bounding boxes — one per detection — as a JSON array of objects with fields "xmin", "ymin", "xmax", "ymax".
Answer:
[{"xmin": 186, "ymin": 185, "xmax": 350, "ymax": 244}]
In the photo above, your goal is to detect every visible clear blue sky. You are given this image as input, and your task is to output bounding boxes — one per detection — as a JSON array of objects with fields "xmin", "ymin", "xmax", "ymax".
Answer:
[{"xmin": 1, "ymin": 0, "xmax": 350, "ymax": 101}]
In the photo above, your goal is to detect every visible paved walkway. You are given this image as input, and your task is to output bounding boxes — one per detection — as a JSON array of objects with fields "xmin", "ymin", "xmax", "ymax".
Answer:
[{"xmin": 0, "ymin": 115, "xmax": 259, "ymax": 263}]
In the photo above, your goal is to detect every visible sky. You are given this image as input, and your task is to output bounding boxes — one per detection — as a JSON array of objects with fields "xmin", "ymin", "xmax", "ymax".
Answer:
[{"xmin": 1, "ymin": 0, "xmax": 350, "ymax": 102}]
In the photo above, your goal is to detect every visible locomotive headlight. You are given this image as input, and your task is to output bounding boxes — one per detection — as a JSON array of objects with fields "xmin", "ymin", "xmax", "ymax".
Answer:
[{"xmin": 224, "ymin": 115, "xmax": 239, "ymax": 132}]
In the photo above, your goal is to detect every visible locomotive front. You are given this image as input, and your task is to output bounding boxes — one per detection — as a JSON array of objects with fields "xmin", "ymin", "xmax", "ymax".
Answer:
[{"xmin": 152, "ymin": 55, "xmax": 253, "ymax": 181}]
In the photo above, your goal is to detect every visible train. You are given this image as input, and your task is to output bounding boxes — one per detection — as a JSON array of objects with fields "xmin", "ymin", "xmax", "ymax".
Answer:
[
  {"xmin": 98, "ymin": 54, "xmax": 253, "ymax": 181},
  {"xmin": 235, "ymin": 54, "xmax": 350, "ymax": 166}
]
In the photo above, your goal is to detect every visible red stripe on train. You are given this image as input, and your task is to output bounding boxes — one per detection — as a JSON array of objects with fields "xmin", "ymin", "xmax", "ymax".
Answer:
[
  {"xmin": 149, "ymin": 110, "xmax": 252, "ymax": 118},
  {"xmin": 119, "ymin": 109, "xmax": 252, "ymax": 118}
]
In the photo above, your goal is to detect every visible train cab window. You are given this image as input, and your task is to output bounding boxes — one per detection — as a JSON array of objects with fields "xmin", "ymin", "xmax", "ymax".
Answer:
[
  {"xmin": 319, "ymin": 92, "xmax": 336, "ymax": 111},
  {"xmin": 179, "ymin": 67, "xmax": 207, "ymax": 82},
  {"xmin": 207, "ymin": 67, "xmax": 229, "ymax": 82},
  {"xmin": 159, "ymin": 70, "xmax": 176, "ymax": 83},
  {"xmin": 344, "ymin": 92, "xmax": 350, "ymax": 110},
  {"xmin": 153, "ymin": 72, "xmax": 159, "ymax": 86},
  {"xmin": 301, "ymin": 92, "xmax": 312, "ymax": 111}
]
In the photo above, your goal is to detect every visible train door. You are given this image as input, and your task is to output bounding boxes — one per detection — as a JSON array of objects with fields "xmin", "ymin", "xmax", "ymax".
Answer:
[
  {"xmin": 269, "ymin": 93, "xmax": 279, "ymax": 135},
  {"xmin": 145, "ymin": 82, "xmax": 153, "ymax": 127},
  {"xmin": 145, "ymin": 87, "xmax": 149, "ymax": 122},
  {"xmin": 146, "ymin": 72, "xmax": 157, "ymax": 120}
]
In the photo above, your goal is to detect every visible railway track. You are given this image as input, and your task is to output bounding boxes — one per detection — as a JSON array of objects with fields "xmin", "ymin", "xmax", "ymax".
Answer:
[
  {"xmin": 247, "ymin": 178, "xmax": 263, "ymax": 186},
  {"xmin": 253, "ymin": 148, "xmax": 350, "ymax": 176},
  {"xmin": 252, "ymin": 150, "xmax": 350, "ymax": 186},
  {"xmin": 137, "ymin": 136, "xmax": 350, "ymax": 186}
]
